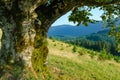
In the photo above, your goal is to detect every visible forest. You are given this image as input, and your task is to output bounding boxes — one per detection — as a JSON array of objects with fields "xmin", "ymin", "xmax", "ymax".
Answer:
[{"xmin": 64, "ymin": 32, "xmax": 119, "ymax": 55}]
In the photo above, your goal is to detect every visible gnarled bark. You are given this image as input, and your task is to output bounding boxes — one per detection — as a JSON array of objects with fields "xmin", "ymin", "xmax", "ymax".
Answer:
[
  {"xmin": 0, "ymin": 13, "xmax": 48, "ymax": 79},
  {"xmin": 0, "ymin": 1, "xmax": 49, "ymax": 79}
]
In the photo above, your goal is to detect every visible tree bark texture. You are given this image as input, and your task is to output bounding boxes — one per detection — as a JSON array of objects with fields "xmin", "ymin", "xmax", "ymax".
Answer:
[{"xmin": 0, "ymin": 1, "xmax": 49, "ymax": 79}]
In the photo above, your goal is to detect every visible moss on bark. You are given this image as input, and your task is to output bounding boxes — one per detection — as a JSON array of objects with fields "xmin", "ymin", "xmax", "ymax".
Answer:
[{"xmin": 32, "ymin": 28, "xmax": 48, "ymax": 73}]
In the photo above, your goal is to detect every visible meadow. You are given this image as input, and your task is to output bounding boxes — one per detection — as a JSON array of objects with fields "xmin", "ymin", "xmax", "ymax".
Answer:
[{"xmin": 47, "ymin": 39, "xmax": 120, "ymax": 80}]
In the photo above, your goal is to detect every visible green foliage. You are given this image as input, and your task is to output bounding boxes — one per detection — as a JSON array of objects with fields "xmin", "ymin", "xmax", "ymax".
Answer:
[
  {"xmin": 72, "ymin": 45, "xmax": 77, "ymax": 52},
  {"xmin": 69, "ymin": 6, "xmax": 95, "ymax": 26},
  {"xmin": 68, "ymin": 1, "xmax": 120, "ymax": 46},
  {"xmin": 49, "ymin": 36, "xmax": 56, "ymax": 42},
  {"xmin": 54, "ymin": 43, "xmax": 56, "ymax": 46},
  {"xmin": 99, "ymin": 49, "xmax": 113, "ymax": 60},
  {"xmin": 32, "ymin": 49, "xmax": 44, "ymax": 73},
  {"xmin": 117, "ymin": 44, "xmax": 120, "ymax": 52},
  {"xmin": 78, "ymin": 51, "xmax": 84, "ymax": 56},
  {"xmin": 107, "ymin": 26, "xmax": 120, "ymax": 53},
  {"xmin": 69, "ymin": 1, "xmax": 120, "ymax": 27},
  {"xmin": 32, "ymin": 32, "xmax": 48, "ymax": 73},
  {"xmin": 114, "ymin": 56, "xmax": 120, "ymax": 63},
  {"xmin": 60, "ymin": 47, "xmax": 64, "ymax": 50},
  {"xmin": 95, "ymin": 0, "xmax": 111, "ymax": 3},
  {"xmin": 49, "ymin": 36, "xmax": 54, "ymax": 39},
  {"xmin": 64, "ymin": 33, "xmax": 118, "ymax": 55},
  {"xmin": 89, "ymin": 51, "xmax": 97, "ymax": 58}
]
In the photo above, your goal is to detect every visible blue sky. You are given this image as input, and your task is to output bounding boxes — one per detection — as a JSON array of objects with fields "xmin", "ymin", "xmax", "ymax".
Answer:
[{"xmin": 52, "ymin": 8, "xmax": 103, "ymax": 26}]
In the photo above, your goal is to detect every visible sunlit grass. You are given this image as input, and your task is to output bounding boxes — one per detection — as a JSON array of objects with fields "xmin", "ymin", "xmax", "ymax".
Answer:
[{"xmin": 47, "ymin": 39, "xmax": 120, "ymax": 80}]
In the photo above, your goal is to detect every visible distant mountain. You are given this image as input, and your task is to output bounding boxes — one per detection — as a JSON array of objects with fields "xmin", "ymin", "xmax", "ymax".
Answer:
[{"xmin": 48, "ymin": 22, "xmax": 106, "ymax": 39}]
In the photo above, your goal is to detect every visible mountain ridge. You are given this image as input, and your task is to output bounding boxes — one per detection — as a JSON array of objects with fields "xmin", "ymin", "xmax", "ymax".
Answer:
[{"xmin": 48, "ymin": 22, "xmax": 105, "ymax": 38}]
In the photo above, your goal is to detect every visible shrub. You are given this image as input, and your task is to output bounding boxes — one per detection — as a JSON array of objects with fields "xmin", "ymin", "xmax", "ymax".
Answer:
[
  {"xmin": 49, "ymin": 36, "xmax": 55, "ymax": 42},
  {"xmin": 98, "ymin": 49, "xmax": 113, "ymax": 60},
  {"xmin": 90, "ymin": 51, "xmax": 96, "ymax": 58},
  {"xmin": 54, "ymin": 43, "xmax": 56, "ymax": 46},
  {"xmin": 114, "ymin": 56, "xmax": 120, "ymax": 63},
  {"xmin": 49, "ymin": 36, "xmax": 54, "ymax": 39},
  {"xmin": 60, "ymin": 47, "xmax": 64, "ymax": 50},
  {"xmin": 78, "ymin": 51, "xmax": 84, "ymax": 56},
  {"xmin": 72, "ymin": 45, "xmax": 77, "ymax": 53}
]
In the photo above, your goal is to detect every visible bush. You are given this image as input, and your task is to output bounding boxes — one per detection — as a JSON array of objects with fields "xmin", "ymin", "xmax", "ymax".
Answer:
[
  {"xmin": 114, "ymin": 56, "xmax": 120, "ymax": 63},
  {"xmin": 54, "ymin": 43, "xmax": 56, "ymax": 46},
  {"xmin": 60, "ymin": 47, "xmax": 64, "ymax": 50},
  {"xmin": 49, "ymin": 36, "xmax": 54, "ymax": 39},
  {"xmin": 72, "ymin": 45, "xmax": 77, "ymax": 53},
  {"xmin": 49, "ymin": 36, "xmax": 55, "ymax": 42},
  {"xmin": 78, "ymin": 51, "xmax": 84, "ymax": 56},
  {"xmin": 90, "ymin": 51, "xmax": 96, "ymax": 58},
  {"xmin": 99, "ymin": 49, "xmax": 113, "ymax": 60}
]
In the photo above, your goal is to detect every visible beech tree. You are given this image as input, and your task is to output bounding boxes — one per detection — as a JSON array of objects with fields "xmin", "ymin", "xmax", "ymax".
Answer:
[{"xmin": 0, "ymin": 0, "xmax": 120, "ymax": 79}]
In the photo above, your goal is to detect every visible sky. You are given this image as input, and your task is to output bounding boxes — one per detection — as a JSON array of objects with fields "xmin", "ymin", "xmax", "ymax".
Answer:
[{"xmin": 52, "ymin": 8, "xmax": 103, "ymax": 26}]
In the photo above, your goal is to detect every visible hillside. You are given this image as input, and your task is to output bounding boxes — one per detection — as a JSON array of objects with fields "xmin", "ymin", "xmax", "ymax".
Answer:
[
  {"xmin": 47, "ymin": 39, "xmax": 120, "ymax": 80},
  {"xmin": 63, "ymin": 29, "xmax": 118, "ymax": 55},
  {"xmin": 48, "ymin": 20, "xmax": 120, "ymax": 40},
  {"xmin": 48, "ymin": 22, "xmax": 104, "ymax": 39}
]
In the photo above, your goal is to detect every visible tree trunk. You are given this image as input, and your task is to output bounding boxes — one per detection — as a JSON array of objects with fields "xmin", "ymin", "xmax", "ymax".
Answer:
[{"xmin": 0, "ymin": 12, "xmax": 49, "ymax": 79}]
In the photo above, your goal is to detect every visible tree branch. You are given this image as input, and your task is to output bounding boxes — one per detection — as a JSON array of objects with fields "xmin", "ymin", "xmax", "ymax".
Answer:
[
  {"xmin": 35, "ymin": 0, "xmax": 120, "ymax": 29},
  {"xmin": 29, "ymin": 0, "xmax": 48, "ymax": 13}
]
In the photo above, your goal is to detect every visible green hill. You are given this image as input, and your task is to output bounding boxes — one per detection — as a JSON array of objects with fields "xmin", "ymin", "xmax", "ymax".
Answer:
[{"xmin": 47, "ymin": 39, "xmax": 120, "ymax": 80}]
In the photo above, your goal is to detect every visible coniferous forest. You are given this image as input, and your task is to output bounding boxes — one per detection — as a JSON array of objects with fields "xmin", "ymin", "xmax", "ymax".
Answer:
[
  {"xmin": 65, "ymin": 34, "xmax": 119, "ymax": 55},
  {"xmin": 51, "ymin": 29, "xmax": 119, "ymax": 56}
]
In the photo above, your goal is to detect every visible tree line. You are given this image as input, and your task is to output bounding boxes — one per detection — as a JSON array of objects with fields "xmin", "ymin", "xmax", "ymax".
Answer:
[{"xmin": 64, "ymin": 33, "xmax": 119, "ymax": 56}]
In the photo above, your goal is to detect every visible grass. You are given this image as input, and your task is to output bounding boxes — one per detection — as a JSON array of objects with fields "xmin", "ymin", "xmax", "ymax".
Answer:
[
  {"xmin": 48, "ymin": 55, "xmax": 120, "ymax": 80},
  {"xmin": 47, "ymin": 39, "xmax": 120, "ymax": 80}
]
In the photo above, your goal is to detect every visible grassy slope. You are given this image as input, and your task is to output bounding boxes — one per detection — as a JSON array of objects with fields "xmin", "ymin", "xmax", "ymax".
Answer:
[{"xmin": 47, "ymin": 39, "xmax": 120, "ymax": 80}]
